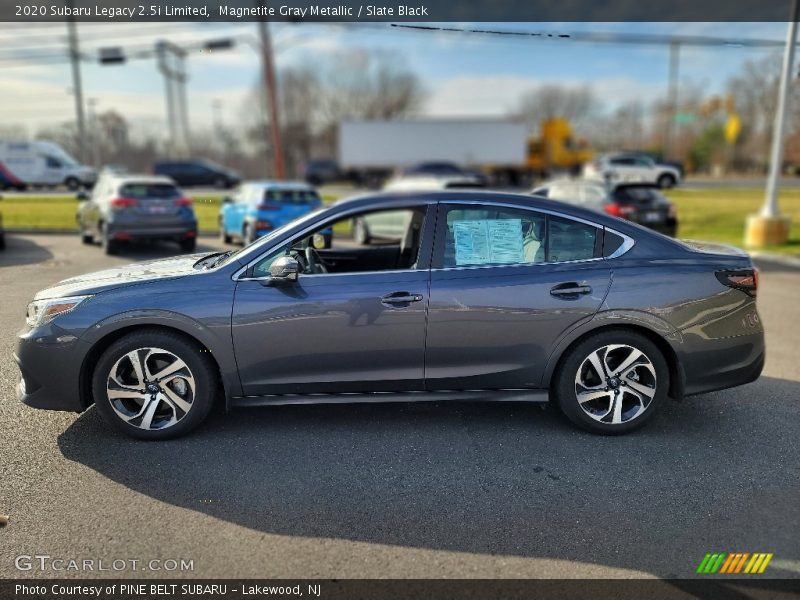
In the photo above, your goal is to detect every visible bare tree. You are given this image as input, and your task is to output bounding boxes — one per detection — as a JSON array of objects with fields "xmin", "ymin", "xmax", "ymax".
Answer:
[
  {"xmin": 245, "ymin": 48, "xmax": 425, "ymax": 177},
  {"xmin": 516, "ymin": 84, "xmax": 600, "ymax": 133}
]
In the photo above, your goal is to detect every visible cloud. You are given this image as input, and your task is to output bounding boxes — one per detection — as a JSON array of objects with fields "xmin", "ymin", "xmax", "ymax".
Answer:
[{"xmin": 424, "ymin": 74, "xmax": 667, "ymax": 117}]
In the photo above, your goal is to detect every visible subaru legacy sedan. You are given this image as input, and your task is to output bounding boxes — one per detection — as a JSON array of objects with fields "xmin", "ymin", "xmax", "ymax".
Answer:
[{"xmin": 16, "ymin": 191, "xmax": 764, "ymax": 440}]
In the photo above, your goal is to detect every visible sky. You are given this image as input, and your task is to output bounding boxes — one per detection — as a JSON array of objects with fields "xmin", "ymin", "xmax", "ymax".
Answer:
[{"xmin": 0, "ymin": 21, "xmax": 791, "ymax": 140}]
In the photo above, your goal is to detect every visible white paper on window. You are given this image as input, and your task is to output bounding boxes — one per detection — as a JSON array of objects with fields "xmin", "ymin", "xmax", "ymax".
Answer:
[{"xmin": 453, "ymin": 219, "xmax": 523, "ymax": 266}]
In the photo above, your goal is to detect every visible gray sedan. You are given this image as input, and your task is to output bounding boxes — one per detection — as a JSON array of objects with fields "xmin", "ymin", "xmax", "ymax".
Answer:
[{"xmin": 16, "ymin": 191, "xmax": 764, "ymax": 439}]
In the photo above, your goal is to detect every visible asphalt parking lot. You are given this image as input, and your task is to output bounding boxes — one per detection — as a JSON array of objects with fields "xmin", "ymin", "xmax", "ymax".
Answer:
[{"xmin": 0, "ymin": 233, "xmax": 798, "ymax": 579}]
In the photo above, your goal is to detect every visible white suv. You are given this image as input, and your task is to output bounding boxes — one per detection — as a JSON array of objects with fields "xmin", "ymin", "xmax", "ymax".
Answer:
[{"xmin": 583, "ymin": 154, "xmax": 681, "ymax": 189}]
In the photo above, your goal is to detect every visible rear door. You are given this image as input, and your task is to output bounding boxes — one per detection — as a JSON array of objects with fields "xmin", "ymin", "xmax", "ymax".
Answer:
[{"xmin": 425, "ymin": 202, "xmax": 612, "ymax": 391}]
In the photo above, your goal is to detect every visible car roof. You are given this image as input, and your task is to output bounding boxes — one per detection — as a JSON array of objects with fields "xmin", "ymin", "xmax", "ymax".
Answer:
[
  {"xmin": 242, "ymin": 180, "xmax": 316, "ymax": 191},
  {"xmin": 106, "ymin": 175, "xmax": 177, "ymax": 186}
]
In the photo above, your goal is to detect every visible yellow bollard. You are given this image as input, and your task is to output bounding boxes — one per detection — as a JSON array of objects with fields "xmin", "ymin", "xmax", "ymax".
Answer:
[{"xmin": 744, "ymin": 215, "xmax": 792, "ymax": 247}]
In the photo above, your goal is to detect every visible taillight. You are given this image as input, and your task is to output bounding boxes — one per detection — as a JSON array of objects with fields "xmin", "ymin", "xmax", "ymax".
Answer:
[
  {"xmin": 255, "ymin": 220, "xmax": 273, "ymax": 230},
  {"xmin": 716, "ymin": 268, "xmax": 758, "ymax": 297},
  {"xmin": 604, "ymin": 204, "xmax": 635, "ymax": 218},
  {"xmin": 110, "ymin": 197, "xmax": 137, "ymax": 208},
  {"xmin": 257, "ymin": 203, "xmax": 279, "ymax": 211},
  {"xmin": 174, "ymin": 197, "xmax": 192, "ymax": 207}
]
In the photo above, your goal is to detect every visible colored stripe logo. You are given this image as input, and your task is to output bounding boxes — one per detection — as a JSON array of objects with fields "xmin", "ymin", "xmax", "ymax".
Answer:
[{"xmin": 697, "ymin": 552, "xmax": 773, "ymax": 574}]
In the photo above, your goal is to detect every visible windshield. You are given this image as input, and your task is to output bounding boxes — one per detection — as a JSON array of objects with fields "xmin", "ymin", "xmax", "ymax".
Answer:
[{"xmin": 216, "ymin": 204, "xmax": 333, "ymax": 267}]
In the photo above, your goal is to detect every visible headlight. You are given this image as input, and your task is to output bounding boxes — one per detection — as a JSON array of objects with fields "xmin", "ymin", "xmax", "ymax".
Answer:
[{"xmin": 26, "ymin": 295, "xmax": 92, "ymax": 328}]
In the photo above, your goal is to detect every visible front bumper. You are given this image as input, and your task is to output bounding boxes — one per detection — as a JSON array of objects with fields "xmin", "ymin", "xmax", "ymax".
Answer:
[{"xmin": 14, "ymin": 327, "xmax": 90, "ymax": 412}]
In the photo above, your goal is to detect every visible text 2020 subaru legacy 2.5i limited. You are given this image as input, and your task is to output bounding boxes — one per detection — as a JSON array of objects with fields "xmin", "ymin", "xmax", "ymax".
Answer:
[{"xmin": 15, "ymin": 191, "xmax": 764, "ymax": 439}]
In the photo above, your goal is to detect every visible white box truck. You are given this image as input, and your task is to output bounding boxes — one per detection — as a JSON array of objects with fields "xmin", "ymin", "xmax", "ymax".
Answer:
[
  {"xmin": 338, "ymin": 119, "xmax": 529, "ymax": 187},
  {"xmin": 0, "ymin": 140, "xmax": 96, "ymax": 190}
]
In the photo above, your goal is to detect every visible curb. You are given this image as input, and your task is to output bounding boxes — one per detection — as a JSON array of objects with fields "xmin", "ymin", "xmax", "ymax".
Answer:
[
  {"xmin": 5, "ymin": 228, "xmax": 218, "ymax": 238},
  {"xmin": 751, "ymin": 251, "xmax": 800, "ymax": 270}
]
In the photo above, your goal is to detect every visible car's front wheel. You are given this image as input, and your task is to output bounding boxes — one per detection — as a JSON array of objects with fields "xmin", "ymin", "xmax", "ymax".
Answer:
[
  {"xmin": 553, "ymin": 330, "xmax": 669, "ymax": 434},
  {"xmin": 92, "ymin": 330, "xmax": 217, "ymax": 440},
  {"xmin": 657, "ymin": 173, "xmax": 676, "ymax": 189}
]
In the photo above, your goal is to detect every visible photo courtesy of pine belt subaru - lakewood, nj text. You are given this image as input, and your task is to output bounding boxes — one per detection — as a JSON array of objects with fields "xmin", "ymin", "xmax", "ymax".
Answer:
[{"xmin": 15, "ymin": 191, "xmax": 765, "ymax": 440}]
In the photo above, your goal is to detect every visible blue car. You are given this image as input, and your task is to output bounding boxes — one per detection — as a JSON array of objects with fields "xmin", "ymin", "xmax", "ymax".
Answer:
[{"xmin": 219, "ymin": 181, "xmax": 328, "ymax": 245}]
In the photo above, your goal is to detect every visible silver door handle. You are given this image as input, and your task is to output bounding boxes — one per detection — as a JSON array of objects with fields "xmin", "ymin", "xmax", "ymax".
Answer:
[{"xmin": 381, "ymin": 293, "xmax": 423, "ymax": 304}]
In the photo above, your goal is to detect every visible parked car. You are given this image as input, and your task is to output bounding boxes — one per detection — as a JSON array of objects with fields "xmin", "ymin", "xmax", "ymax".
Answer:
[
  {"xmin": 304, "ymin": 159, "xmax": 342, "ymax": 186},
  {"xmin": 76, "ymin": 175, "xmax": 197, "ymax": 255},
  {"xmin": 18, "ymin": 190, "xmax": 763, "ymax": 440},
  {"xmin": 532, "ymin": 179, "xmax": 678, "ymax": 237},
  {"xmin": 622, "ymin": 151, "xmax": 685, "ymax": 179},
  {"xmin": 153, "ymin": 160, "xmax": 240, "ymax": 189},
  {"xmin": 399, "ymin": 161, "xmax": 488, "ymax": 185},
  {"xmin": 0, "ymin": 139, "xmax": 96, "ymax": 190},
  {"xmin": 583, "ymin": 154, "xmax": 682, "ymax": 189},
  {"xmin": 0, "ymin": 194, "xmax": 5, "ymax": 250},
  {"xmin": 219, "ymin": 181, "xmax": 328, "ymax": 246}
]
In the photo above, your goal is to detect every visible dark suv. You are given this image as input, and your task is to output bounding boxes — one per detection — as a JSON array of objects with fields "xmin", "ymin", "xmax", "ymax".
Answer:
[{"xmin": 153, "ymin": 160, "xmax": 240, "ymax": 189}]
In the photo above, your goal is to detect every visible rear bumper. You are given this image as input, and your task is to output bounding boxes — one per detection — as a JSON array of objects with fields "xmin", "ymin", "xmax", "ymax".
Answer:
[
  {"xmin": 680, "ymin": 331, "xmax": 765, "ymax": 397},
  {"xmin": 108, "ymin": 223, "xmax": 197, "ymax": 241}
]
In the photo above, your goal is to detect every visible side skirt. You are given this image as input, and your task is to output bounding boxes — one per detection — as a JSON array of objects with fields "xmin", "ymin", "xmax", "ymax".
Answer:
[{"xmin": 230, "ymin": 389, "xmax": 550, "ymax": 408}]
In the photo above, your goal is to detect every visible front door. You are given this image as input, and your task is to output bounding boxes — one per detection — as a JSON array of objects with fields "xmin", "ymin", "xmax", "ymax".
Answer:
[
  {"xmin": 425, "ymin": 202, "xmax": 612, "ymax": 390},
  {"xmin": 231, "ymin": 203, "xmax": 435, "ymax": 397}
]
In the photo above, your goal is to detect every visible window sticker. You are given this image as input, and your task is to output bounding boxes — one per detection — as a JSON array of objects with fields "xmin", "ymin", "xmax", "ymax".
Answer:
[{"xmin": 453, "ymin": 219, "xmax": 524, "ymax": 266}]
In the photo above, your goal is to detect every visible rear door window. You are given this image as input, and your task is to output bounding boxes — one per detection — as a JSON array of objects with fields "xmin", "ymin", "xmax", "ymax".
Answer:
[{"xmin": 436, "ymin": 205, "xmax": 600, "ymax": 268}]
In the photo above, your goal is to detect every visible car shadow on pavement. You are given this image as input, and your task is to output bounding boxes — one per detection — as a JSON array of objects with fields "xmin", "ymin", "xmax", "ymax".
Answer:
[
  {"xmin": 57, "ymin": 376, "xmax": 800, "ymax": 579},
  {"xmin": 0, "ymin": 235, "xmax": 54, "ymax": 268},
  {"xmin": 100, "ymin": 239, "xmax": 226, "ymax": 261}
]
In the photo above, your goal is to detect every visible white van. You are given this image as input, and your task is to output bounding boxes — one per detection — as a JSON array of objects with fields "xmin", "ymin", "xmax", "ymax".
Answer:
[{"xmin": 0, "ymin": 140, "xmax": 96, "ymax": 190}]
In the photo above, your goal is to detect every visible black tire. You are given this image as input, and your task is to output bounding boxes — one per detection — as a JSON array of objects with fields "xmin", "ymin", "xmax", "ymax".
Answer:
[
  {"xmin": 552, "ymin": 329, "xmax": 669, "ymax": 435},
  {"xmin": 179, "ymin": 238, "xmax": 197, "ymax": 253},
  {"xmin": 657, "ymin": 173, "xmax": 676, "ymax": 189},
  {"xmin": 219, "ymin": 218, "xmax": 232, "ymax": 244},
  {"xmin": 92, "ymin": 329, "xmax": 217, "ymax": 440},
  {"xmin": 101, "ymin": 223, "xmax": 118, "ymax": 255},
  {"xmin": 353, "ymin": 218, "xmax": 371, "ymax": 245},
  {"xmin": 214, "ymin": 177, "xmax": 227, "ymax": 190},
  {"xmin": 64, "ymin": 177, "xmax": 80, "ymax": 191},
  {"xmin": 80, "ymin": 229, "xmax": 94, "ymax": 245},
  {"xmin": 0, "ymin": 233, "xmax": 5, "ymax": 250}
]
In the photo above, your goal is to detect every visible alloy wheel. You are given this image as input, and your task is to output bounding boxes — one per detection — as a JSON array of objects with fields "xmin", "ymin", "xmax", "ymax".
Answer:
[
  {"xmin": 574, "ymin": 344, "xmax": 657, "ymax": 425},
  {"xmin": 106, "ymin": 347, "xmax": 196, "ymax": 431}
]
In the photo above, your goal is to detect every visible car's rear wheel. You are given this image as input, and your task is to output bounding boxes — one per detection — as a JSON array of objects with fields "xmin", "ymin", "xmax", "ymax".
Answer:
[
  {"xmin": 242, "ymin": 223, "xmax": 255, "ymax": 246},
  {"xmin": 101, "ymin": 223, "xmax": 118, "ymax": 255},
  {"xmin": 553, "ymin": 330, "xmax": 668, "ymax": 434},
  {"xmin": 353, "ymin": 218, "xmax": 371, "ymax": 245},
  {"xmin": 219, "ymin": 218, "xmax": 232, "ymax": 244},
  {"xmin": 92, "ymin": 330, "xmax": 217, "ymax": 440},
  {"xmin": 657, "ymin": 173, "xmax": 676, "ymax": 189}
]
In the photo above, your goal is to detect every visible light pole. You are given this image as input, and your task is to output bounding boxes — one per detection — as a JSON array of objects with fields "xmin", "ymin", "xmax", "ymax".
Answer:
[
  {"xmin": 66, "ymin": 9, "xmax": 86, "ymax": 162},
  {"xmin": 745, "ymin": 1, "xmax": 798, "ymax": 247}
]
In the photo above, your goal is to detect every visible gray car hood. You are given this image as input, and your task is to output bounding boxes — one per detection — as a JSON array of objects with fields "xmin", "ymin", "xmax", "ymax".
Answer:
[{"xmin": 34, "ymin": 254, "xmax": 207, "ymax": 300}]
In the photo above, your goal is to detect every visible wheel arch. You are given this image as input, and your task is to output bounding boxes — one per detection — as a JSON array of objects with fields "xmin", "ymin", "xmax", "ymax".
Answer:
[
  {"xmin": 543, "ymin": 316, "xmax": 685, "ymax": 400},
  {"xmin": 78, "ymin": 320, "xmax": 239, "ymax": 411}
]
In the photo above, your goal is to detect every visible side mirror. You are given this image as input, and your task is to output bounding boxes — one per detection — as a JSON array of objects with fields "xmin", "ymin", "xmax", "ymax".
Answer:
[
  {"xmin": 268, "ymin": 256, "xmax": 300, "ymax": 284},
  {"xmin": 76, "ymin": 191, "xmax": 88, "ymax": 201},
  {"xmin": 222, "ymin": 196, "xmax": 233, "ymax": 204}
]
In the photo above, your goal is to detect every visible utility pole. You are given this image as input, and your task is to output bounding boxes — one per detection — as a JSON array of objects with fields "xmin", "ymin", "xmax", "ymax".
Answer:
[
  {"xmin": 257, "ymin": 19, "xmax": 286, "ymax": 179},
  {"xmin": 745, "ymin": 0, "xmax": 798, "ymax": 247},
  {"xmin": 156, "ymin": 41, "xmax": 190, "ymax": 157},
  {"xmin": 87, "ymin": 98, "xmax": 99, "ymax": 167},
  {"xmin": 664, "ymin": 41, "xmax": 680, "ymax": 160},
  {"xmin": 66, "ymin": 6, "xmax": 86, "ymax": 163}
]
